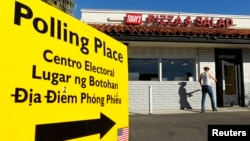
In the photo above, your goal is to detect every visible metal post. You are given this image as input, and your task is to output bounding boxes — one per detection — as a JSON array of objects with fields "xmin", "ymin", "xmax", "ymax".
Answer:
[{"xmin": 149, "ymin": 85, "xmax": 153, "ymax": 114}]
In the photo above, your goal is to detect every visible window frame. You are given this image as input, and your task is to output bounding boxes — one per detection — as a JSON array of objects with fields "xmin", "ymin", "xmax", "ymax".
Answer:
[{"xmin": 128, "ymin": 57, "xmax": 196, "ymax": 81}]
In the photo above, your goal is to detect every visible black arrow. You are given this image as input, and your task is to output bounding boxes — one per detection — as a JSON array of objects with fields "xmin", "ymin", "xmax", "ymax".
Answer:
[{"xmin": 35, "ymin": 113, "xmax": 115, "ymax": 141}]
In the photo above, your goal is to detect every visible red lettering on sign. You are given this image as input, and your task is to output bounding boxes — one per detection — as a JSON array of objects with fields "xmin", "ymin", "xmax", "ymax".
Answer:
[
  {"xmin": 126, "ymin": 13, "xmax": 142, "ymax": 25},
  {"xmin": 217, "ymin": 18, "xmax": 225, "ymax": 27},
  {"xmin": 185, "ymin": 16, "xmax": 192, "ymax": 26},
  {"xmin": 159, "ymin": 15, "xmax": 166, "ymax": 25},
  {"xmin": 155, "ymin": 15, "xmax": 159, "ymax": 24},
  {"xmin": 195, "ymin": 16, "xmax": 203, "ymax": 26},
  {"xmin": 167, "ymin": 15, "xmax": 174, "ymax": 26},
  {"xmin": 147, "ymin": 14, "xmax": 155, "ymax": 24},
  {"xmin": 210, "ymin": 17, "xmax": 217, "ymax": 27},
  {"xmin": 225, "ymin": 18, "xmax": 233, "ymax": 27},
  {"xmin": 203, "ymin": 17, "xmax": 210, "ymax": 27},
  {"xmin": 124, "ymin": 13, "xmax": 234, "ymax": 28},
  {"xmin": 175, "ymin": 16, "xmax": 182, "ymax": 26},
  {"xmin": 142, "ymin": 14, "xmax": 234, "ymax": 28}
]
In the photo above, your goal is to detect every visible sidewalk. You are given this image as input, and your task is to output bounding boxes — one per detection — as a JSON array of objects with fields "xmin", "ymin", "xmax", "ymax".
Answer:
[
  {"xmin": 129, "ymin": 107, "xmax": 250, "ymax": 141},
  {"xmin": 130, "ymin": 106, "xmax": 250, "ymax": 115}
]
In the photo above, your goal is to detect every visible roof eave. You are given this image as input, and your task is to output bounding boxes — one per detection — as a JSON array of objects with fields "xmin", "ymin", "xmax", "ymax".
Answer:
[{"xmin": 108, "ymin": 34, "xmax": 250, "ymax": 44}]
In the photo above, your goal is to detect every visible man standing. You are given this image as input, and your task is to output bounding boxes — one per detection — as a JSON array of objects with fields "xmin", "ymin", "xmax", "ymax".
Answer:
[{"xmin": 199, "ymin": 66, "xmax": 217, "ymax": 113}]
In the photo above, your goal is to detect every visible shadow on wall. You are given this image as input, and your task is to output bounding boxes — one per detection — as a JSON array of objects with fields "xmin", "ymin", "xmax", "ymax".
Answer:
[{"xmin": 178, "ymin": 82, "xmax": 200, "ymax": 110}]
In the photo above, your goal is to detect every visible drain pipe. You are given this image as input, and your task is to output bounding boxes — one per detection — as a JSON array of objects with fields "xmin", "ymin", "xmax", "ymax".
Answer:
[{"xmin": 149, "ymin": 85, "xmax": 153, "ymax": 114}]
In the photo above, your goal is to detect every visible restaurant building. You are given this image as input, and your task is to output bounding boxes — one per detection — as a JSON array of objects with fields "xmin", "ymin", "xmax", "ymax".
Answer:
[{"xmin": 80, "ymin": 9, "xmax": 250, "ymax": 113}]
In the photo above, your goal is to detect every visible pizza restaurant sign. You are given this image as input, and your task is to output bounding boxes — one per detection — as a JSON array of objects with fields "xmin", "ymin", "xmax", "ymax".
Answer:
[{"xmin": 126, "ymin": 13, "xmax": 233, "ymax": 28}]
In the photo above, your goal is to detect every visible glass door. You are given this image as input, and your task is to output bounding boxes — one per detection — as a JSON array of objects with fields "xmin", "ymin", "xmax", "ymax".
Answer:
[{"xmin": 221, "ymin": 60, "xmax": 238, "ymax": 106}]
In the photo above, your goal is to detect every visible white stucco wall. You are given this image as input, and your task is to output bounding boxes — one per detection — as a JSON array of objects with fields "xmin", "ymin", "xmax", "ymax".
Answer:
[
  {"xmin": 128, "ymin": 46, "xmax": 218, "ymax": 113},
  {"xmin": 243, "ymin": 49, "xmax": 250, "ymax": 106}
]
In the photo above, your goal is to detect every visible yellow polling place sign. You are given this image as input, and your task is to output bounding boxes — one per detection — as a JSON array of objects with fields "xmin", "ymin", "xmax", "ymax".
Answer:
[{"xmin": 0, "ymin": 0, "xmax": 128, "ymax": 141}]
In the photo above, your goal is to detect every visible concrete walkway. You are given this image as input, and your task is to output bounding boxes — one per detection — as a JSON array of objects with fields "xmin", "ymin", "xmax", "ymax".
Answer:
[
  {"xmin": 130, "ymin": 106, "xmax": 250, "ymax": 115},
  {"xmin": 129, "ymin": 107, "xmax": 250, "ymax": 141}
]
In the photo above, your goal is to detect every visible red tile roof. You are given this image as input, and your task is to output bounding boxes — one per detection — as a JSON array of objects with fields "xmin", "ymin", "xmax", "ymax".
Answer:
[{"xmin": 89, "ymin": 24, "xmax": 250, "ymax": 38}]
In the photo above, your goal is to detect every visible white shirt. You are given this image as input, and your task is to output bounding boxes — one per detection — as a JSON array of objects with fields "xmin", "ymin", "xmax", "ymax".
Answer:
[{"xmin": 200, "ymin": 72, "xmax": 211, "ymax": 86}]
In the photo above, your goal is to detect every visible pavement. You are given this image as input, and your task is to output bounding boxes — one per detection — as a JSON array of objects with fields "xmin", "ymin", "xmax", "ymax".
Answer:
[
  {"xmin": 129, "ymin": 106, "xmax": 250, "ymax": 115},
  {"xmin": 129, "ymin": 106, "xmax": 250, "ymax": 141}
]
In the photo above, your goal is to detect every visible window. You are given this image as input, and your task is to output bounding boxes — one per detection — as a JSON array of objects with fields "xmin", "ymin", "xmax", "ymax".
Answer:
[
  {"xmin": 162, "ymin": 59, "xmax": 195, "ymax": 81},
  {"xmin": 128, "ymin": 58, "xmax": 158, "ymax": 81},
  {"xmin": 128, "ymin": 58, "xmax": 195, "ymax": 81}
]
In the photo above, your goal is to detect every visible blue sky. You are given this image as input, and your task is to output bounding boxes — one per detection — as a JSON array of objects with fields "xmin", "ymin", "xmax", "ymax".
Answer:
[{"xmin": 74, "ymin": 0, "xmax": 250, "ymax": 19}]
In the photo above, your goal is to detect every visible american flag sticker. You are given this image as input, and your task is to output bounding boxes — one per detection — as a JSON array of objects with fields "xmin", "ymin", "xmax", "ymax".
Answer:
[{"xmin": 117, "ymin": 127, "xmax": 129, "ymax": 141}]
